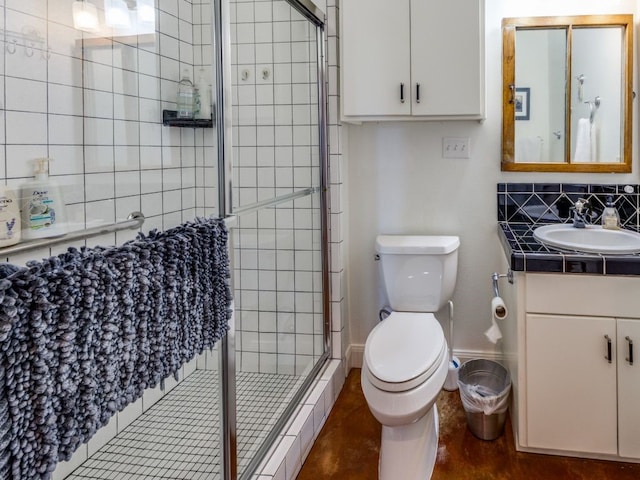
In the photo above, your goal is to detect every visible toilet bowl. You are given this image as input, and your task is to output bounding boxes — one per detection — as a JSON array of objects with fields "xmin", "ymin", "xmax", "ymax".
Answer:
[
  {"xmin": 362, "ymin": 235, "xmax": 459, "ymax": 480},
  {"xmin": 361, "ymin": 312, "xmax": 449, "ymax": 479}
]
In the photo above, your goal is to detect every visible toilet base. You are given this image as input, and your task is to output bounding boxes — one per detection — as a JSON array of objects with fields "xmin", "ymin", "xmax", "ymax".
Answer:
[{"xmin": 379, "ymin": 404, "xmax": 439, "ymax": 480}]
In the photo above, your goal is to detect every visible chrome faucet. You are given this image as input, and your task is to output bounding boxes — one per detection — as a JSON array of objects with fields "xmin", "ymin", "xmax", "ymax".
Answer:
[{"xmin": 572, "ymin": 198, "xmax": 590, "ymax": 228}]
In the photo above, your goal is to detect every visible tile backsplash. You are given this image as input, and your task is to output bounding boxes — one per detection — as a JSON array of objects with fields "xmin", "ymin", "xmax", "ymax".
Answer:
[{"xmin": 498, "ymin": 183, "xmax": 640, "ymax": 230}]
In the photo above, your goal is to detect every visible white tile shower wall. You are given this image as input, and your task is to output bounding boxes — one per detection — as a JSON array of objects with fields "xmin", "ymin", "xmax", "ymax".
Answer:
[
  {"xmin": 193, "ymin": 0, "xmax": 218, "ymax": 216},
  {"xmin": 1, "ymin": 0, "xmax": 215, "ymax": 269},
  {"xmin": 234, "ymin": 194, "xmax": 323, "ymax": 375},
  {"xmin": 231, "ymin": 0, "xmax": 325, "ymax": 376},
  {"xmin": 322, "ymin": 0, "xmax": 345, "ymax": 369}
]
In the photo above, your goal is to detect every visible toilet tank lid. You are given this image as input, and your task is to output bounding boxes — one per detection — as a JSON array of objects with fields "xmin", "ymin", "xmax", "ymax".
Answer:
[{"xmin": 376, "ymin": 235, "xmax": 460, "ymax": 255}]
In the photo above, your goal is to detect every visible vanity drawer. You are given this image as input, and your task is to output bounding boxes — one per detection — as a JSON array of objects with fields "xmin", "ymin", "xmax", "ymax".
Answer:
[{"xmin": 525, "ymin": 273, "xmax": 640, "ymax": 317}]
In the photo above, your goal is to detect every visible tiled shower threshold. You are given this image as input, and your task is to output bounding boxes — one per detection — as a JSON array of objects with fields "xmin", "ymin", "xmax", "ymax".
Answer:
[{"xmin": 65, "ymin": 370, "xmax": 307, "ymax": 479}]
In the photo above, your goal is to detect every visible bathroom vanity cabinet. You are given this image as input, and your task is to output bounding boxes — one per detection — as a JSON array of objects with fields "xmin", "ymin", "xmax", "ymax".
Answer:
[
  {"xmin": 339, "ymin": 0, "xmax": 485, "ymax": 122},
  {"xmin": 503, "ymin": 272, "xmax": 640, "ymax": 461}
]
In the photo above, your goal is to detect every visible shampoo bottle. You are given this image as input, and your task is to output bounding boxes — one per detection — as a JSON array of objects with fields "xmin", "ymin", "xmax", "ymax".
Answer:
[
  {"xmin": 21, "ymin": 158, "xmax": 67, "ymax": 240},
  {"xmin": 0, "ymin": 186, "xmax": 20, "ymax": 247},
  {"xmin": 601, "ymin": 195, "xmax": 620, "ymax": 230}
]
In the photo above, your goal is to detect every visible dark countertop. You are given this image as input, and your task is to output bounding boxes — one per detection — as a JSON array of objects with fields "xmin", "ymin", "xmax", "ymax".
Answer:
[{"xmin": 498, "ymin": 222, "xmax": 640, "ymax": 275}]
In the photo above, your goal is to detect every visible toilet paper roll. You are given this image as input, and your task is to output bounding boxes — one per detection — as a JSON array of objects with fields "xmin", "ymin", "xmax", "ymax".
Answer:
[
  {"xmin": 485, "ymin": 296, "xmax": 506, "ymax": 344},
  {"xmin": 491, "ymin": 296, "xmax": 508, "ymax": 321}
]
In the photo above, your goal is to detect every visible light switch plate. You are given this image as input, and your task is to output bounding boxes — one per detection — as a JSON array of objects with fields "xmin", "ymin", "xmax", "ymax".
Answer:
[{"xmin": 443, "ymin": 137, "xmax": 471, "ymax": 159}]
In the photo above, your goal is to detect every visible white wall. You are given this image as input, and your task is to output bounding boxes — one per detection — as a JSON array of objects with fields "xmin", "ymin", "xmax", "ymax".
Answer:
[{"xmin": 343, "ymin": 0, "xmax": 640, "ymax": 358}]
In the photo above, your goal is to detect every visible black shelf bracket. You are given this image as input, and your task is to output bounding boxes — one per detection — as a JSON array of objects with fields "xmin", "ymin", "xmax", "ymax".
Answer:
[{"xmin": 162, "ymin": 109, "xmax": 215, "ymax": 128}]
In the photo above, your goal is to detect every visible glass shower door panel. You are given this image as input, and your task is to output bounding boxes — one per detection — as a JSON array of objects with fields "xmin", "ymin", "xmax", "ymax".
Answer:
[
  {"xmin": 230, "ymin": 0, "xmax": 320, "ymax": 210},
  {"xmin": 227, "ymin": 0, "xmax": 326, "ymax": 477},
  {"xmin": 233, "ymin": 190, "xmax": 324, "ymax": 476},
  {"xmin": 18, "ymin": 0, "xmax": 225, "ymax": 478}
]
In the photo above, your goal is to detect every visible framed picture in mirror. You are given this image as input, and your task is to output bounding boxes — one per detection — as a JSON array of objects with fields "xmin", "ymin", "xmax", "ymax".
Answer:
[{"xmin": 515, "ymin": 87, "xmax": 530, "ymax": 120}]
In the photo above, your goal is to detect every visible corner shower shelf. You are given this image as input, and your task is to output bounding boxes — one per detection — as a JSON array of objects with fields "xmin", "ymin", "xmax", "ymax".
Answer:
[{"xmin": 162, "ymin": 109, "xmax": 215, "ymax": 128}]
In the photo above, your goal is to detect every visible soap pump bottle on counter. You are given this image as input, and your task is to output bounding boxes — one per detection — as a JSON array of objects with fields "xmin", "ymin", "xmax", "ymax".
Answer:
[
  {"xmin": 601, "ymin": 195, "xmax": 620, "ymax": 230},
  {"xmin": 21, "ymin": 158, "xmax": 67, "ymax": 240}
]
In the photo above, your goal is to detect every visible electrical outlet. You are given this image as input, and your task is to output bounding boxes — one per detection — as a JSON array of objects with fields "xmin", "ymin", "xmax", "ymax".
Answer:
[{"xmin": 443, "ymin": 137, "xmax": 471, "ymax": 159}]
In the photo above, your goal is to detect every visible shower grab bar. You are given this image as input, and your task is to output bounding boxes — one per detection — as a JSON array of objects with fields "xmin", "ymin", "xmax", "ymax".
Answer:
[
  {"xmin": 232, "ymin": 186, "xmax": 320, "ymax": 216},
  {"xmin": 0, "ymin": 211, "xmax": 145, "ymax": 257}
]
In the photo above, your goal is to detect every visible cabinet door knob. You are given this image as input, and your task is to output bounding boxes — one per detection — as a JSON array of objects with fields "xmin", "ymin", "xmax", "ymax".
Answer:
[
  {"xmin": 400, "ymin": 83, "xmax": 405, "ymax": 103},
  {"xmin": 416, "ymin": 83, "xmax": 421, "ymax": 104},
  {"xmin": 604, "ymin": 334, "xmax": 612, "ymax": 363},
  {"xmin": 625, "ymin": 336, "xmax": 634, "ymax": 365}
]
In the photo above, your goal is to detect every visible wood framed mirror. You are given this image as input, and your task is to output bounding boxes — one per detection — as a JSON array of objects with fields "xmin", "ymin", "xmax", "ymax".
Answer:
[{"xmin": 501, "ymin": 15, "xmax": 633, "ymax": 172}]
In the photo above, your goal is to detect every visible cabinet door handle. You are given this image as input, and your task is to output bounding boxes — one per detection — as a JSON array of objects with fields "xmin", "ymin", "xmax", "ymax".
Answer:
[
  {"xmin": 416, "ymin": 83, "xmax": 421, "ymax": 103},
  {"xmin": 400, "ymin": 83, "xmax": 405, "ymax": 103},
  {"xmin": 626, "ymin": 336, "xmax": 634, "ymax": 365},
  {"xmin": 509, "ymin": 84, "xmax": 515, "ymax": 104},
  {"xmin": 604, "ymin": 334, "xmax": 612, "ymax": 363}
]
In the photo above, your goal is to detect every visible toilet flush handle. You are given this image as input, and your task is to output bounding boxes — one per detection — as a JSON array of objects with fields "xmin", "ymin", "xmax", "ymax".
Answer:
[{"xmin": 379, "ymin": 307, "xmax": 392, "ymax": 322}]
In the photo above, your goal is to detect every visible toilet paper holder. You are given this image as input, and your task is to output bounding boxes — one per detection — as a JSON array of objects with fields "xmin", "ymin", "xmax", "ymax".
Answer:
[{"xmin": 491, "ymin": 270, "xmax": 513, "ymax": 298}]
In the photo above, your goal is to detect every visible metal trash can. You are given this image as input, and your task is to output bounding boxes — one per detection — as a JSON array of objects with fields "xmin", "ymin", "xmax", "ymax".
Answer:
[{"xmin": 457, "ymin": 359, "xmax": 511, "ymax": 441}]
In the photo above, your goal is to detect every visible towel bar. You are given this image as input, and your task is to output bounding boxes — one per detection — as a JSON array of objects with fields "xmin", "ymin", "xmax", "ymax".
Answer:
[{"xmin": 0, "ymin": 211, "xmax": 145, "ymax": 257}]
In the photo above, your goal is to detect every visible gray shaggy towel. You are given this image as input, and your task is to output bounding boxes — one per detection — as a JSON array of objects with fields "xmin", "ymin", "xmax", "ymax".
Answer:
[{"xmin": 0, "ymin": 217, "xmax": 232, "ymax": 479}]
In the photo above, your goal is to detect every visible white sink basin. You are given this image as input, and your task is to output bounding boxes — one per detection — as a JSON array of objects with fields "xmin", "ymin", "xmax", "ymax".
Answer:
[{"xmin": 533, "ymin": 224, "xmax": 640, "ymax": 255}]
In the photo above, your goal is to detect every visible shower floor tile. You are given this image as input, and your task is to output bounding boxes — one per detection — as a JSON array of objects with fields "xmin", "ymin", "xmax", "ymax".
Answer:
[{"xmin": 66, "ymin": 370, "xmax": 305, "ymax": 480}]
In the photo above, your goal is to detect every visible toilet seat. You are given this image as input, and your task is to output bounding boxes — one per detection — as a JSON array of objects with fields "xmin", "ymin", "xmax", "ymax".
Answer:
[{"xmin": 364, "ymin": 312, "xmax": 446, "ymax": 393}]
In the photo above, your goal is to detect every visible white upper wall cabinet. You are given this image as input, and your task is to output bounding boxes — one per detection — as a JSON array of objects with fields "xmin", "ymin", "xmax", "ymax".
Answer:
[{"xmin": 340, "ymin": 0, "xmax": 485, "ymax": 122}]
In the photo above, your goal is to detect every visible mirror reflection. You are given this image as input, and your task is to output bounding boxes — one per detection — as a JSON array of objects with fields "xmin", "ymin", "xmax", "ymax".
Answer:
[
  {"xmin": 514, "ymin": 28, "xmax": 566, "ymax": 163},
  {"xmin": 570, "ymin": 27, "xmax": 623, "ymax": 164},
  {"xmin": 502, "ymin": 15, "xmax": 633, "ymax": 173}
]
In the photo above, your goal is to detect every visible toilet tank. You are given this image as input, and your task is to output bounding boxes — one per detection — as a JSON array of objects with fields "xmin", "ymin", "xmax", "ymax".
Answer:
[{"xmin": 376, "ymin": 235, "xmax": 460, "ymax": 312}]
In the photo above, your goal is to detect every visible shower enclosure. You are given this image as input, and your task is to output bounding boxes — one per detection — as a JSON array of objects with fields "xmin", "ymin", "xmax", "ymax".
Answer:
[{"xmin": 0, "ymin": 0, "xmax": 328, "ymax": 479}]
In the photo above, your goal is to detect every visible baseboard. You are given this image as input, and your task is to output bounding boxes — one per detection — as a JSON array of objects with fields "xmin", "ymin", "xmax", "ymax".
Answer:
[
  {"xmin": 346, "ymin": 344, "xmax": 505, "ymax": 369},
  {"xmin": 453, "ymin": 349, "xmax": 507, "ymax": 364},
  {"xmin": 346, "ymin": 344, "xmax": 364, "ymax": 370}
]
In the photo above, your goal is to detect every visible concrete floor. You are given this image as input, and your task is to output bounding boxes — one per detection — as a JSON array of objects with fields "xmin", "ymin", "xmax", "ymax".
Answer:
[{"xmin": 297, "ymin": 368, "xmax": 640, "ymax": 480}]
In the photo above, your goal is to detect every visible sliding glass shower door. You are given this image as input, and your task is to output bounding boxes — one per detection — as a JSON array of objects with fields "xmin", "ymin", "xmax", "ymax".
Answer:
[
  {"xmin": 220, "ymin": 0, "xmax": 328, "ymax": 477},
  {"xmin": 0, "ymin": 0, "xmax": 326, "ymax": 478}
]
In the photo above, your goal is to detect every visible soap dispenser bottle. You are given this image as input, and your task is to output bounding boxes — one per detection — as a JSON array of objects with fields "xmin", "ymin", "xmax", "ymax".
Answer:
[
  {"xmin": 21, "ymin": 158, "xmax": 67, "ymax": 240},
  {"xmin": 601, "ymin": 195, "xmax": 620, "ymax": 230},
  {"xmin": 0, "ymin": 185, "xmax": 20, "ymax": 247}
]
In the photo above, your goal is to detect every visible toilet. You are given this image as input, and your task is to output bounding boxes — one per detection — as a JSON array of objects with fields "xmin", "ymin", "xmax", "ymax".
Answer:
[{"xmin": 361, "ymin": 235, "xmax": 460, "ymax": 480}]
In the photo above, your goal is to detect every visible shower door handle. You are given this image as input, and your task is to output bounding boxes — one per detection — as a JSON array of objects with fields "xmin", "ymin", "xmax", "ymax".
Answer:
[
  {"xmin": 400, "ymin": 83, "xmax": 405, "ymax": 103},
  {"xmin": 416, "ymin": 83, "xmax": 420, "ymax": 103}
]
